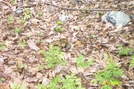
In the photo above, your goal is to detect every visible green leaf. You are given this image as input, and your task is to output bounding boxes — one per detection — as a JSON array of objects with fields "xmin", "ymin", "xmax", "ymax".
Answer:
[
  {"xmin": 76, "ymin": 54, "xmax": 93, "ymax": 68},
  {"xmin": 55, "ymin": 27, "xmax": 62, "ymax": 32},
  {"xmin": 130, "ymin": 55, "xmax": 134, "ymax": 67},
  {"xmin": 56, "ymin": 21, "xmax": 63, "ymax": 25},
  {"xmin": 91, "ymin": 54, "xmax": 123, "ymax": 88},
  {"xmin": 46, "ymin": 74, "xmax": 85, "ymax": 89},
  {"xmin": 117, "ymin": 46, "xmax": 133, "ymax": 56},
  {"xmin": 0, "ymin": 42, "xmax": 6, "ymax": 50},
  {"xmin": 7, "ymin": 14, "xmax": 14, "ymax": 23},
  {"xmin": 39, "ymin": 45, "xmax": 66, "ymax": 68},
  {"xmin": 99, "ymin": 13, "xmax": 103, "ymax": 17},
  {"xmin": 36, "ymin": 83, "xmax": 46, "ymax": 89},
  {"xmin": 12, "ymin": 28, "xmax": 21, "ymax": 34}
]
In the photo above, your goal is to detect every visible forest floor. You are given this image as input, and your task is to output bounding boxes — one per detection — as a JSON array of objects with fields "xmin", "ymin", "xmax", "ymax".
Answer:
[{"xmin": 0, "ymin": 0, "xmax": 134, "ymax": 89}]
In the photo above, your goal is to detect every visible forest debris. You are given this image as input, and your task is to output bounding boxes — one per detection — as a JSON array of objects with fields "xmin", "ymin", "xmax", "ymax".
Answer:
[{"xmin": 27, "ymin": 39, "xmax": 40, "ymax": 51}]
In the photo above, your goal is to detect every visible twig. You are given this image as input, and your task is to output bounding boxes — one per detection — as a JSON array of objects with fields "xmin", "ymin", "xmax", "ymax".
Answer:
[
  {"xmin": 1, "ymin": 1, "xmax": 12, "ymax": 8},
  {"xmin": 23, "ymin": 2, "xmax": 112, "ymax": 11}
]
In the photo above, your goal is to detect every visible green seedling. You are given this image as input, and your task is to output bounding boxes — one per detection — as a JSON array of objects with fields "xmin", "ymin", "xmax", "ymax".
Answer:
[
  {"xmin": 7, "ymin": 14, "xmax": 14, "ymax": 23},
  {"xmin": 79, "ymin": 14, "xmax": 85, "ymax": 20},
  {"xmin": 91, "ymin": 54, "xmax": 123, "ymax": 89},
  {"xmin": 19, "ymin": 16, "xmax": 26, "ymax": 23},
  {"xmin": 11, "ymin": 82, "xmax": 25, "ymax": 89},
  {"xmin": 130, "ymin": 55, "xmax": 134, "ymax": 67},
  {"xmin": 0, "ymin": 78, "xmax": 5, "ymax": 83},
  {"xmin": 84, "ymin": 8, "xmax": 88, "ymax": 13},
  {"xmin": 55, "ymin": 21, "xmax": 63, "ymax": 32},
  {"xmin": 46, "ymin": 74, "xmax": 85, "ymax": 89},
  {"xmin": 56, "ymin": 21, "xmax": 63, "ymax": 25},
  {"xmin": 18, "ymin": 61, "xmax": 24, "ymax": 69},
  {"xmin": 117, "ymin": 46, "xmax": 133, "ymax": 56},
  {"xmin": 46, "ymin": 76, "xmax": 59, "ymax": 89},
  {"xmin": 12, "ymin": 28, "xmax": 21, "ymax": 34},
  {"xmin": 37, "ymin": 32, "xmax": 41, "ymax": 37},
  {"xmin": 36, "ymin": 83, "xmax": 46, "ymax": 89},
  {"xmin": 76, "ymin": 54, "xmax": 93, "ymax": 69},
  {"xmin": 0, "ymin": 42, "xmax": 6, "ymax": 50},
  {"xmin": 89, "ymin": 34, "xmax": 94, "ymax": 38},
  {"xmin": 38, "ymin": 45, "xmax": 66, "ymax": 68},
  {"xmin": 36, "ymin": 39, "xmax": 41, "ymax": 43},
  {"xmin": 10, "ymin": 0, "xmax": 15, "ymax": 4},
  {"xmin": 38, "ymin": 64, "xmax": 44, "ymax": 71},
  {"xmin": 55, "ymin": 27, "xmax": 62, "ymax": 32},
  {"xmin": 17, "ymin": 40, "xmax": 27, "ymax": 48},
  {"xmin": 38, "ymin": 11, "xmax": 43, "ymax": 17},
  {"xmin": 23, "ymin": 8, "xmax": 32, "ymax": 20},
  {"xmin": 99, "ymin": 13, "xmax": 103, "ymax": 17},
  {"xmin": 60, "ymin": 74, "xmax": 85, "ymax": 89},
  {"xmin": 19, "ymin": 8, "xmax": 32, "ymax": 23}
]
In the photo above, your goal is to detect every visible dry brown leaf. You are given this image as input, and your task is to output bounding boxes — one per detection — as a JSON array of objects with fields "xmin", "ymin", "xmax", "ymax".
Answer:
[
  {"xmin": 42, "ymin": 78, "xmax": 50, "ymax": 86},
  {"xmin": 0, "ymin": 0, "xmax": 133, "ymax": 88},
  {"xmin": 0, "ymin": 84, "xmax": 10, "ymax": 89},
  {"xmin": 27, "ymin": 39, "xmax": 40, "ymax": 51}
]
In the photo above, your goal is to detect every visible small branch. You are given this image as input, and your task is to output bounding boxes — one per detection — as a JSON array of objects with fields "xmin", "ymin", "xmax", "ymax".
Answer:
[{"xmin": 23, "ymin": 2, "xmax": 112, "ymax": 11}]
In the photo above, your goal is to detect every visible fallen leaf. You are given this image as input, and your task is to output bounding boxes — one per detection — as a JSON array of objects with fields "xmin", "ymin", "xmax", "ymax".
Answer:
[
  {"xmin": 0, "ymin": 84, "xmax": 10, "ymax": 89},
  {"xmin": 27, "ymin": 39, "xmax": 40, "ymax": 51}
]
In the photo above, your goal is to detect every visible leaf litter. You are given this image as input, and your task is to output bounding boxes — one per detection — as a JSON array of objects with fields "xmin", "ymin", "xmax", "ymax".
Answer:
[{"xmin": 0, "ymin": 0, "xmax": 134, "ymax": 89}]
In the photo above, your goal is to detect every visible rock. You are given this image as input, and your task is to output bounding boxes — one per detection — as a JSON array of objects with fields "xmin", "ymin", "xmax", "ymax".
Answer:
[
  {"xmin": 58, "ymin": 11, "xmax": 68, "ymax": 22},
  {"xmin": 130, "ymin": 14, "xmax": 134, "ymax": 20},
  {"xmin": 102, "ymin": 11, "xmax": 130, "ymax": 27},
  {"xmin": 59, "ymin": 15, "xmax": 68, "ymax": 22},
  {"xmin": 13, "ymin": 7, "xmax": 23, "ymax": 17}
]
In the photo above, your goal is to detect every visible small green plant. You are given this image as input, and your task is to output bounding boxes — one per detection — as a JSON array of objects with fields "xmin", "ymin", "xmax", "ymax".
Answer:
[
  {"xmin": 55, "ymin": 21, "xmax": 63, "ymax": 32},
  {"xmin": 17, "ymin": 40, "xmax": 27, "ymax": 48},
  {"xmin": 36, "ymin": 39, "xmax": 41, "ymax": 43},
  {"xmin": 117, "ymin": 46, "xmax": 133, "ymax": 56},
  {"xmin": 60, "ymin": 74, "xmax": 85, "ymax": 89},
  {"xmin": 99, "ymin": 13, "xmax": 103, "ymax": 17},
  {"xmin": 46, "ymin": 74, "xmax": 85, "ymax": 89},
  {"xmin": 19, "ymin": 16, "xmax": 26, "ymax": 23},
  {"xmin": 23, "ymin": 8, "xmax": 32, "ymax": 20},
  {"xmin": 19, "ymin": 8, "xmax": 32, "ymax": 23},
  {"xmin": 130, "ymin": 55, "xmax": 134, "ymax": 67},
  {"xmin": 79, "ymin": 14, "xmax": 85, "ymax": 20},
  {"xmin": 18, "ymin": 61, "xmax": 24, "ymax": 69},
  {"xmin": 55, "ymin": 26, "xmax": 62, "ymax": 32},
  {"xmin": 10, "ymin": 0, "xmax": 15, "ymax": 4},
  {"xmin": 84, "ymin": 8, "xmax": 88, "ymax": 13},
  {"xmin": 89, "ymin": 34, "xmax": 94, "ymax": 38},
  {"xmin": 91, "ymin": 54, "xmax": 123, "ymax": 89},
  {"xmin": 0, "ymin": 42, "xmax": 6, "ymax": 50},
  {"xmin": 56, "ymin": 21, "xmax": 63, "ymax": 25},
  {"xmin": 76, "ymin": 54, "xmax": 93, "ymax": 69},
  {"xmin": 37, "ymin": 32, "xmax": 41, "ymax": 37},
  {"xmin": 38, "ymin": 11, "xmax": 43, "ymax": 17},
  {"xmin": 11, "ymin": 82, "xmax": 25, "ymax": 89},
  {"xmin": 38, "ymin": 64, "xmax": 44, "ymax": 71},
  {"xmin": 38, "ymin": 45, "xmax": 66, "ymax": 68},
  {"xmin": 0, "ymin": 78, "xmax": 5, "ymax": 83},
  {"xmin": 46, "ymin": 76, "xmax": 60, "ymax": 89},
  {"xmin": 7, "ymin": 14, "xmax": 14, "ymax": 23},
  {"xmin": 12, "ymin": 28, "xmax": 21, "ymax": 34},
  {"xmin": 36, "ymin": 83, "xmax": 46, "ymax": 89}
]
